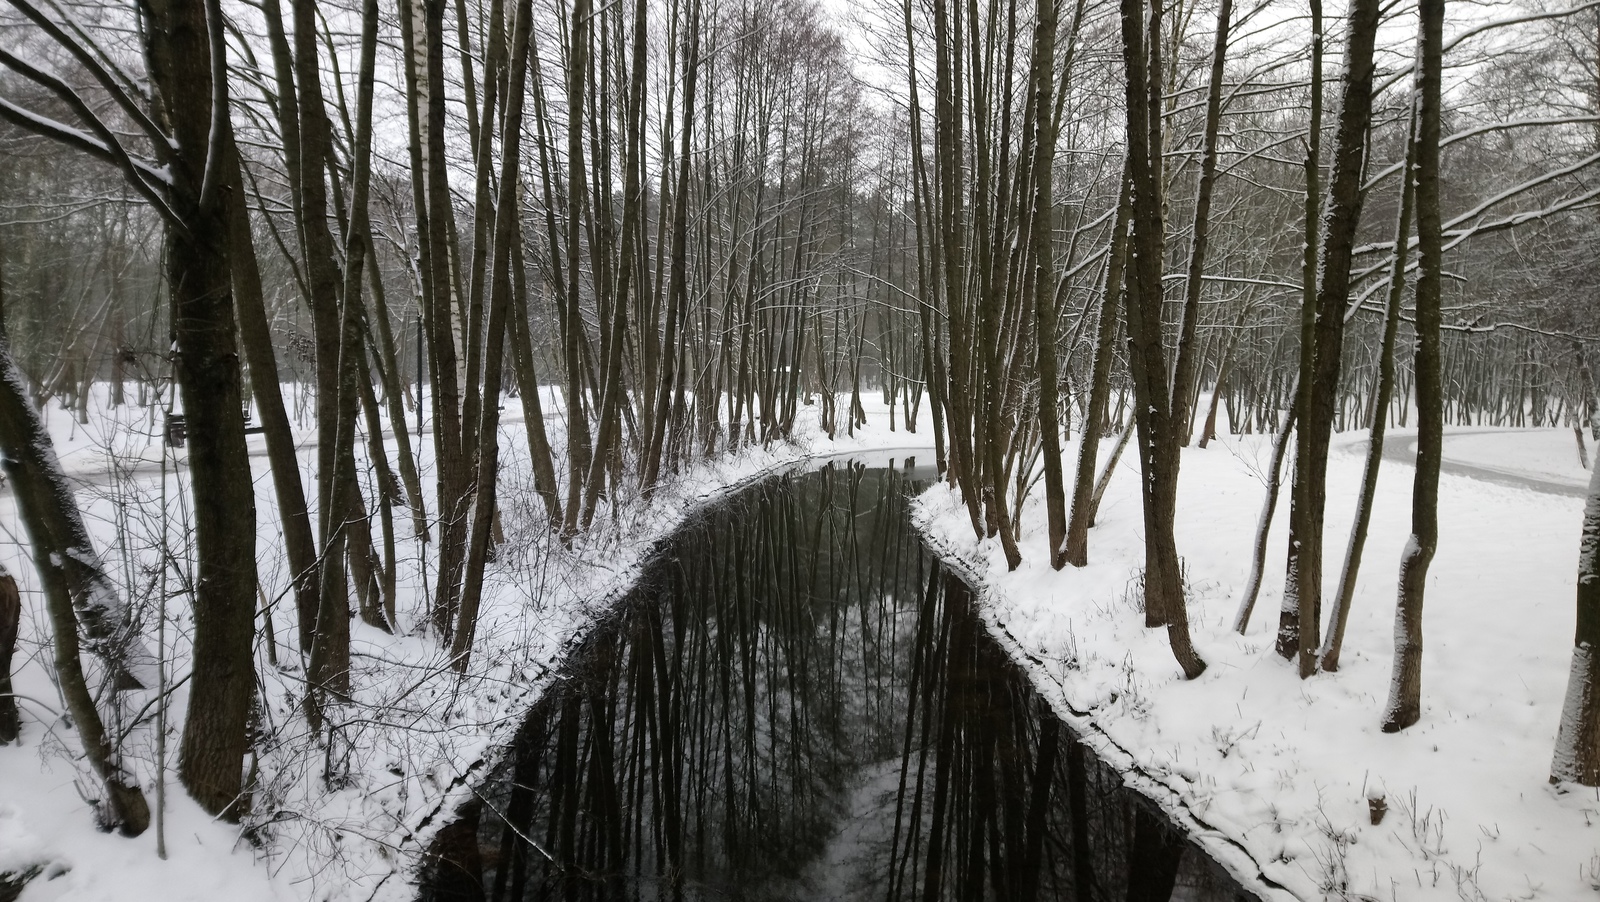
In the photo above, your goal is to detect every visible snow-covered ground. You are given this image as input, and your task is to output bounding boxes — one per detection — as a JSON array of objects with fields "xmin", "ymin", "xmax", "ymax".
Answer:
[
  {"xmin": 0, "ymin": 386, "xmax": 933, "ymax": 902},
  {"xmin": 915, "ymin": 422, "xmax": 1596, "ymax": 902},
  {"xmin": 1435, "ymin": 428, "xmax": 1591, "ymax": 493},
  {"xmin": 6, "ymin": 389, "xmax": 1592, "ymax": 902}
]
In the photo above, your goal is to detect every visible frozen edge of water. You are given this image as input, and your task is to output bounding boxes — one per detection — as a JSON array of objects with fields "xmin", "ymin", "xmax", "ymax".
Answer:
[{"xmin": 908, "ymin": 500, "xmax": 1299, "ymax": 902}]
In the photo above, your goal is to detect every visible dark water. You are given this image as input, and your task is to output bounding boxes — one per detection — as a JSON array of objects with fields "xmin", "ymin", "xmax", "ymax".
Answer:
[{"xmin": 420, "ymin": 461, "xmax": 1257, "ymax": 902}]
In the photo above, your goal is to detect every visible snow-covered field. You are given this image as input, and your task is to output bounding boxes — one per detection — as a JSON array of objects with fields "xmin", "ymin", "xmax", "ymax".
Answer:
[
  {"xmin": 0, "ymin": 387, "xmax": 933, "ymax": 902},
  {"xmin": 915, "ymin": 423, "xmax": 1596, "ymax": 902}
]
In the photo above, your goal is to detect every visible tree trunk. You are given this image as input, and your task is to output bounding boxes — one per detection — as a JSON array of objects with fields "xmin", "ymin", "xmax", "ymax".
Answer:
[
  {"xmin": 507, "ymin": 235, "xmax": 562, "ymax": 526},
  {"xmin": 1118, "ymin": 0, "xmax": 1205, "ymax": 678},
  {"xmin": 362, "ymin": 232, "xmax": 430, "ymax": 543},
  {"xmin": 1234, "ymin": 387, "xmax": 1298, "ymax": 633},
  {"xmin": 560, "ymin": 0, "xmax": 595, "ymax": 538},
  {"xmin": 0, "ymin": 568, "xmax": 16, "ymax": 744},
  {"xmin": 0, "ymin": 292, "xmax": 149, "ymax": 833},
  {"xmin": 1023, "ymin": 0, "xmax": 1067, "ymax": 569},
  {"xmin": 1382, "ymin": 0, "xmax": 1444, "ymax": 733},
  {"xmin": 1322, "ymin": 120, "xmax": 1418, "ymax": 673},
  {"xmin": 1552, "ymin": 413, "xmax": 1600, "ymax": 783},
  {"xmin": 1196, "ymin": 300, "xmax": 1252, "ymax": 450},
  {"xmin": 453, "ymin": 0, "xmax": 535, "ymax": 671},
  {"xmin": 1281, "ymin": 0, "xmax": 1382, "ymax": 678},
  {"xmin": 1169, "ymin": 0, "xmax": 1234, "ymax": 449},
  {"xmin": 224, "ymin": 137, "xmax": 321, "ymax": 655},
  {"xmin": 142, "ymin": 0, "xmax": 261, "ymax": 819},
  {"xmin": 1065, "ymin": 173, "xmax": 1131, "ymax": 567},
  {"xmin": 1281, "ymin": 0, "xmax": 1324, "ymax": 672},
  {"xmin": 643, "ymin": 0, "xmax": 703, "ymax": 492}
]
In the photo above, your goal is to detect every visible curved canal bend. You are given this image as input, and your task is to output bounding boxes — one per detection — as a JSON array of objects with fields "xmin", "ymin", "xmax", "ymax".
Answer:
[{"xmin": 420, "ymin": 460, "xmax": 1258, "ymax": 902}]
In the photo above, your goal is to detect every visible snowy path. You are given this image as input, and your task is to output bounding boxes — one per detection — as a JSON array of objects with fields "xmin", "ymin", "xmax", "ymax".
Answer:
[{"xmin": 1375, "ymin": 427, "xmax": 1589, "ymax": 498}]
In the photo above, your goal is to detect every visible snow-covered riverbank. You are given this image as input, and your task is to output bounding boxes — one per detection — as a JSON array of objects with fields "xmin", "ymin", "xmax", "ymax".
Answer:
[
  {"xmin": 914, "ymin": 426, "xmax": 1593, "ymax": 902},
  {"xmin": 6, "ymin": 391, "xmax": 1590, "ymax": 902},
  {"xmin": 0, "ymin": 390, "xmax": 933, "ymax": 902}
]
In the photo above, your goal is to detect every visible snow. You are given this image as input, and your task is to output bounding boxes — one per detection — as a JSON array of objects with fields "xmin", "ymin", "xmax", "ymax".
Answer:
[
  {"xmin": 914, "ymin": 419, "xmax": 1598, "ymax": 901},
  {"xmin": 0, "ymin": 384, "xmax": 934, "ymax": 901},
  {"xmin": 1438, "ymin": 427, "xmax": 1591, "ymax": 490},
  {"xmin": 5, "ymin": 385, "xmax": 1596, "ymax": 901}
]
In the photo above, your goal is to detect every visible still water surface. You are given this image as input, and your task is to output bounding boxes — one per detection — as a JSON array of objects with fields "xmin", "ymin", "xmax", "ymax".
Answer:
[{"xmin": 421, "ymin": 459, "xmax": 1257, "ymax": 901}]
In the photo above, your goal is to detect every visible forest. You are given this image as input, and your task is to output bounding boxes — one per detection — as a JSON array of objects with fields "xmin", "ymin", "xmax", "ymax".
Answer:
[{"xmin": 0, "ymin": 0, "xmax": 1598, "ymax": 895}]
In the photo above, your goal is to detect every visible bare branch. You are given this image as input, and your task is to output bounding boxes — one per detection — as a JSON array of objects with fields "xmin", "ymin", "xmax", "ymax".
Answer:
[
  {"xmin": 7, "ymin": 0, "xmax": 171, "ymax": 153},
  {"xmin": 0, "ymin": 92, "xmax": 183, "ymax": 229},
  {"xmin": 195, "ymin": 0, "xmax": 229, "ymax": 212}
]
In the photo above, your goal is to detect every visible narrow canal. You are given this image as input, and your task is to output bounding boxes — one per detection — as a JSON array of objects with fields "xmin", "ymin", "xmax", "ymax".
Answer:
[{"xmin": 421, "ymin": 459, "xmax": 1257, "ymax": 901}]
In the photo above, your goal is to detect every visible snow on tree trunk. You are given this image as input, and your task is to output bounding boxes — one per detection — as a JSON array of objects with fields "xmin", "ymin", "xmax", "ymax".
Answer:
[
  {"xmin": 1381, "ymin": 0, "xmax": 1444, "ymax": 733},
  {"xmin": 1552, "ymin": 422, "xmax": 1600, "ymax": 784}
]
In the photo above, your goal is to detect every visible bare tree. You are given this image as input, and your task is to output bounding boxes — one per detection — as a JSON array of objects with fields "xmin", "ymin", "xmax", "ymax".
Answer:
[
  {"xmin": 1117, "ymin": 0, "xmax": 1205, "ymax": 678},
  {"xmin": 1382, "ymin": 0, "xmax": 1445, "ymax": 733},
  {"xmin": 0, "ymin": 261, "xmax": 149, "ymax": 832}
]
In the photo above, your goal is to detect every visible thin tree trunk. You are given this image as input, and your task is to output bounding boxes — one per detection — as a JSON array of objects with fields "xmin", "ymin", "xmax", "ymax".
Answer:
[
  {"xmin": 1117, "ymin": 0, "xmax": 1205, "ymax": 677},
  {"xmin": 1235, "ymin": 386, "xmax": 1298, "ymax": 634},
  {"xmin": 362, "ymin": 231, "xmax": 430, "ymax": 543},
  {"xmin": 0, "ymin": 568, "xmax": 17, "ymax": 744},
  {"xmin": 1169, "ymin": 0, "xmax": 1234, "ymax": 446},
  {"xmin": 1282, "ymin": 0, "xmax": 1382, "ymax": 678},
  {"xmin": 1023, "ymin": 0, "xmax": 1067, "ymax": 568},
  {"xmin": 421, "ymin": 0, "xmax": 472, "ymax": 637},
  {"xmin": 0, "ymin": 336, "xmax": 149, "ymax": 832},
  {"xmin": 561, "ymin": 0, "xmax": 595, "ymax": 538},
  {"xmin": 224, "ymin": 138, "xmax": 321, "ymax": 654},
  {"xmin": 1065, "ymin": 172, "xmax": 1131, "ymax": 567},
  {"xmin": 454, "ymin": 0, "xmax": 533, "ymax": 671},
  {"xmin": 1322, "ymin": 120, "xmax": 1418, "ymax": 673},
  {"xmin": 1196, "ymin": 300, "xmax": 1252, "ymax": 449},
  {"xmin": 1382, "ymin": 0, "xmax": 1444, "ymax": 733},
  {"xmin": 507, "ymin": 237, "xmax": 562, "ymax": 526},
  {"xmin": 1551, "ymin": 412, "xmax": 1600, "ymax": 783},
  {"xmin": 1088, "ymin": 417, "xmax": 1136, "ymax": 529}
]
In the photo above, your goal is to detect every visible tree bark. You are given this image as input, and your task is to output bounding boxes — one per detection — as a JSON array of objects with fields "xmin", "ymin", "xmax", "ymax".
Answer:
[
  {"xmin": 1117, "ymin": 0, "xmax": 1205, "ymax": 678},
  {"xmin": 1281, "ymin": 0, "xmax": 1324, "ymax": 672},
  {"xmin": 560, "ymin": 0, "xmax": 595, "ymax": 538},
  {"xmin": 223, "ymin": 137, "xmax": 321, "ymax": 656},
  {"xmin": 1322, "ymin": 120, "xmax": 1418, "ymax": 673},
  {"xmin": 1023, "ymin": 0, "xmax": 1067, "ymax": 569},
  {"xmin": 1234, "ymin": 386, "xmax": 1298, "ymax": 633},
  {"xmin": 0, "ymin": 272, "xmax": 149, "ymax": 833},
  {"xmin": 642, "ymin": 0, "xmax": 703, "ymax": 493},
  {"xmin": 1281, "ymin": 0, "xmax": 1382, "ymax": 678},
  {"xmin": 1382, "ymin": 0, "xmax": 1444, "ymax": 733},
  {"xmin": 453, "ymin": 0, "xmax": 534, "ymax": 671},
  {"xmin": 1552, "ymin": 412, "xmax": 1600, "ymax": 783},
  {"xmin": 0, "ymin": 568, "xmax": 16, "ymax": 744},
  {"xmin": 506, "ymin": 234, "xmax": 562, "ymax": 526},
  {"xmin": 1065, "ymin": 170, "xmax": 1131, "ymax": 567},
  {"xmin": 142, "ymin": 0, "xmax": 260, "ymax": 820},
  {"xmin": 1168, "ymin": 0, "xmax": 1234, "ymax": 449}
]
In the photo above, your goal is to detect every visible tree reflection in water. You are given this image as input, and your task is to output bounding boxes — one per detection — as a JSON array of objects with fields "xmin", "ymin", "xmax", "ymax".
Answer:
[{"xmin": 421, "ymin": 462, "xmax": 1255, "ymax": 902}]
